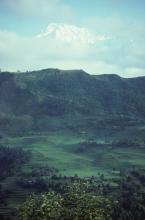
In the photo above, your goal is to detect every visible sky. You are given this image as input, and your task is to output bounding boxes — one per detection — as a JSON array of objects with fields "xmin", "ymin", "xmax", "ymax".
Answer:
[{"xmin": 0, "ymin": 0, "xmax": 145, "ymax": 77}]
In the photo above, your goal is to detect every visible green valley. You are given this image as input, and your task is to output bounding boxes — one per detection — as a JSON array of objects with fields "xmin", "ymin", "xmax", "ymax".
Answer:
[{"xmin": 1, "ymin": 69, "xmax": 145, "ymax": 219}]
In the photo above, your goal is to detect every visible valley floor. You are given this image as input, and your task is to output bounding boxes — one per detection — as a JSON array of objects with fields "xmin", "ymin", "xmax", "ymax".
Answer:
[{"xmin": 1, "ymin": 130, "xmax": 145, "ymax": 218}]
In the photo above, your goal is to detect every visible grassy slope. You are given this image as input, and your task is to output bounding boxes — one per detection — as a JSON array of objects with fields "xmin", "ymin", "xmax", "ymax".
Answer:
[{"xmin": 5, "ymin": 130, "xmax": 145, "ymax": 177}]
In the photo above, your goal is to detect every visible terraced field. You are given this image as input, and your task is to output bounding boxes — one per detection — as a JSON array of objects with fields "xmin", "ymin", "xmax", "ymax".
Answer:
[
  {"xmin": 1, "ymin": 130, "xmax": 145, "ymax": 216},
  {"xmin": 5, "ymin": 131, "xmax": 145, "ymax": 177}
]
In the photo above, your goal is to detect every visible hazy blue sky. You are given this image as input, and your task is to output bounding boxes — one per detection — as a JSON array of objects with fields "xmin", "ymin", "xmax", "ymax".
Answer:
[{"xmin": 0, "ymin": 0, "xmax": 145, "ymax": 77}]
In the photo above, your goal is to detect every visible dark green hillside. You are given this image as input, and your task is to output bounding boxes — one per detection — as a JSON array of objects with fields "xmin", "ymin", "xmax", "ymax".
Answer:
[{"xmin": 0, "ymin": 69, "xmax": 145, "ymax": 135}]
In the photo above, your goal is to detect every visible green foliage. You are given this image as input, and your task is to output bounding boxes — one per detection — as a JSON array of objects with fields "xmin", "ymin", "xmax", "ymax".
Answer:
[
  {"xmin": 1, "ymin": 69, "xmax": 145, "ymax": 135},
  {"xmin": 17, "ymin": 181, "xmax": 112, "ymax": 220},
  {"xmin": 111, "ymin": 170, "xmax": 145, "ymax": 220},
  {"xmin": 18, "ymin": 193, "xmax": 63, "ymax": 220},
  {"xmin": 0, "ymin": 146, "xmax": 31, "ymax": 180}
]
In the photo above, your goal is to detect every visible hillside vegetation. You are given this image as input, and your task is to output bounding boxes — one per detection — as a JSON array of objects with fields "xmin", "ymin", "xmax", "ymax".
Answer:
[
  {"xmin": 1, "ymin": 69, "xmax": 145, "ymax": 219},
  {"xmin": 1, "ymin": 69, "xmax": 145, "ymax": 136}
]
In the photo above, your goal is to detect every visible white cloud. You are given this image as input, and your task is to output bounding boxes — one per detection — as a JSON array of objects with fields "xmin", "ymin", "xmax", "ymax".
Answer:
[
  {"xmin": 54, "ymin": 60, "xmax": 123, "ymax": 75},
  {"xmin": 37, "ymin": 23, "xmax": 111, "ymax": 44},
  {"xmin": 124, "ymin": 67, "xmax": 145, "ymax": 78},
  {"xmin": 0, "ymin": 22, "xmax": 145, "ymax": 78}
]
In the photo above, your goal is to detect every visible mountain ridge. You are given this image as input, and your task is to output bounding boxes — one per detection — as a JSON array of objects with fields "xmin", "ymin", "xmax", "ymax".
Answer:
[
  {"xmin": 2, "ymin": 68, "xmax": 145, "ymax": 79},
  {"xmin": 0, "ymin": 68, "xmax": 145, "ymax": 135}
]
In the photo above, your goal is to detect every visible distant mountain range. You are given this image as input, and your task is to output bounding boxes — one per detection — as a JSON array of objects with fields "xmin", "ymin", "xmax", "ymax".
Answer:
[{"xmin": 0, "ymin": 68, "xmax": 145, "ymax": 135}]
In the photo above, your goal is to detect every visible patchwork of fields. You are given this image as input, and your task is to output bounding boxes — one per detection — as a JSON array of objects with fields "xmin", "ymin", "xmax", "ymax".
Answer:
[
  {"xmin": 5, "ymin": 131, "xmax": 145, "ymax": 177},
  {"xmin": 1, "ymin": 129, "xmax": 145, "ymax": 216}
]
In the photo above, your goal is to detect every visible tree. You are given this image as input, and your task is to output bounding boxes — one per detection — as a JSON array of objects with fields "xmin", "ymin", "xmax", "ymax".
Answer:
[{"xmin": 17, "ymin": 181, "xmax": 112, "ymax": 220}]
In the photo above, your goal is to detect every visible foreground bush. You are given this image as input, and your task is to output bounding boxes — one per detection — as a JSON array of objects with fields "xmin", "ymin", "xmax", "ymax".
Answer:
[{"xmin": 17, "ymin": 181, "xmax": 112, "ymax": 220}]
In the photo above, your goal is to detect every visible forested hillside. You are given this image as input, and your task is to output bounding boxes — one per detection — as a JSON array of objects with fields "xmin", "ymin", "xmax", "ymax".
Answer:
[{"xmin": 1, "ymin": 69, "xmax": 145, "ymax": 135}]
